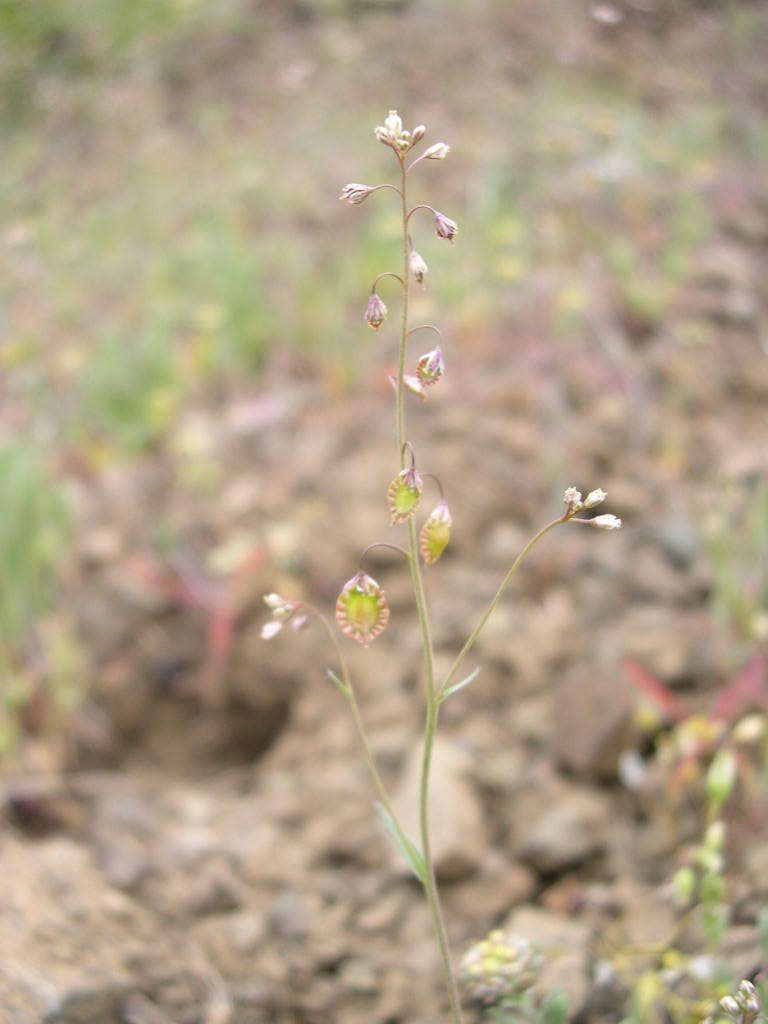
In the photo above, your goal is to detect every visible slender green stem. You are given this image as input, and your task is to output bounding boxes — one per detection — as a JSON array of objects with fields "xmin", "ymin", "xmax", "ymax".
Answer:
[
  {"xmin": 407, "ymin": 324, "xmax": 443, "ymax": 341},
  {"xmin": 370, "ymin": 183, "xmax": 404, "ymax": 198},
  {"xmin": 313, "ymin": 608, "xmax": 412, "ymax": 855},
  {"xmin": 406, "ymin": 203, "xmax": 438, "ymax": 224},
  {"xmin": 438, "ymin": 516, "xmax": 566, "ymax": 699},
  {"xmin": 397, "ymin": 157, "xmax": 464, "ymax": 1024}
]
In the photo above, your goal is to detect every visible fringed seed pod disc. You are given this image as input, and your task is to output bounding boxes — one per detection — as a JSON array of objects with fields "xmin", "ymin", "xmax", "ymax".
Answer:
[
  {"xmin": 335, "ymin": 572, "xmax": 390, "ymax": 645},
  {"xmin": 420, "ymin": 502, "xmax": 452, "ymax": 565},
  {"xmin": 416, "ymin": 346, "xmax": 445, "ymax": 388},
  {"xmin": 389, "ymin": 374, "xmax": 428, "ymax": 400},
  {"xmin": 387, "ymin": 468, "xmax": 423, "ymax": 524}
]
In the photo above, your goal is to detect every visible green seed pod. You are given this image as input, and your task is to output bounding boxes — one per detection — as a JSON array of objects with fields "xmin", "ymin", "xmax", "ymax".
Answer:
[
  {"xmin": 419, "ymin": 501, "xmax": 452, "ymax": 565},
  {"xmin": 387, "ymin": 467, "xmax": 423, "ymax": 524},
  {"xmin": 672, "ymin": 866, "xmax": 697, "ymax": 907},
  {"xmin": 706, "ymin": 749, "xmax": 737, "ymax": 812},
  {"xmin": 335, "ymin": 572, "xmax": 389, "ymax": 645}
]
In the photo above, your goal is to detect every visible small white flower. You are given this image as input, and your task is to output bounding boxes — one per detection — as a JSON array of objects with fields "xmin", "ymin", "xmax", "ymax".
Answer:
[
  {"xmin": 584, "ymin": 488, "xmax": 607, "ymax": 509},
  {"xmin": 290, "ymin": 614, "xmax": 309, "ymax": 632},
  {"xmin": 423, "ymin": 142, "xmax": 450, "ymax": 160},
  {"xmin": 261, "ymin": 621, "xmax": 283, "ymax": 640},
  {"xmin": 263, "ymin": 593, "xmax": 284, "ymax": 609},
  {"xmin": 589, "ymin": 514, "xmax": 621, "ymax": 530},
  {"xmin": 384, "ymin": 110, "xmax": 402, "ymax": 137},
  {"xmin": 409, "ymin": 250, "xmax": 428, "ymax": 284},
  {"xmin": 563, "ymin": 486, "xmax": 583, "ymax": 511},
  {"xmin": 720, "ymin": 996, "xmax": 740, "ymax": 1016},
  {"xmin": 732, "ymin": 713, "xmax": 766, "ymax": 744}
]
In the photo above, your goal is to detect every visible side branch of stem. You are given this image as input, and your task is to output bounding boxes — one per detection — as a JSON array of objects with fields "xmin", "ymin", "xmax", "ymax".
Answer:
[{"xmin": 438, "ymin": 516, "xmax": 566, "ymax": 698}]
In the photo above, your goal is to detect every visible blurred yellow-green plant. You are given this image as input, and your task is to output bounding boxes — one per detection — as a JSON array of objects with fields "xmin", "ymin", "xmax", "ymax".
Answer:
[{"xmin": 0, "ymin": 440, "xmax": 69, "ymax": 654}]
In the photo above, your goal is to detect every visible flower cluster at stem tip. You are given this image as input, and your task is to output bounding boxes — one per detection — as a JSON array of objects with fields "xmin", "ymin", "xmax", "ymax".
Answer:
[{"xmin": 704, "ymin": 980, "xmax": 766, "ymax": 1024}]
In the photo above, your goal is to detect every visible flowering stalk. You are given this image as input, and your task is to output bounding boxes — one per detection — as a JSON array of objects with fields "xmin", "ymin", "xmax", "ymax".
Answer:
[
  {"xmin": 395, "ymin": 145, "xmax": 465, "ymax": 1024},
  {"xmin": 263, "ymin": 111, "xmax": 623, "ymax": 1022}
]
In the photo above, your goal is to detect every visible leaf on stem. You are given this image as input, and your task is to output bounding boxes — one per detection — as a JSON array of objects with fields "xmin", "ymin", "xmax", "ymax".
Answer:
[
  {"xmin": 326, "ymin": 667, "xmax": 350, "ymax": 697},
  {"xmin": 375, "ymin": 803, "xmax": 426, "ymax": 884},
  {"xmin": 440, "ymin": 666, "xmax": 480, "ymax": 703}
]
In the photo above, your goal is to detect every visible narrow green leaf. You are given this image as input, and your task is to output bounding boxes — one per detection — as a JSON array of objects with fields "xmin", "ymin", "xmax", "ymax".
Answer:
[
  {"xmin": 541, "ymin": 991, "xmax": 568, "ymax": 1024},
  {"xmin": 375, "ymin": 803, "xmax": 426, "ymax": 883},
  {"xmin": 440, "ymin": 666, "xmax": 480, "ymax": 702},
  {"xmin": 325, "ymin": 668, "xmax": 349, "ymax": 697}
]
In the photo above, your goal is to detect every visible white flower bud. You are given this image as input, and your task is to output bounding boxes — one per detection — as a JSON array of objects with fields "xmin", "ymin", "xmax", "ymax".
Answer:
[
  {"xmin": 261, "ymin": 620, "xmax": 283, "ymax": 640},
  {"xmin": 339, "ymin": 183, "xmax": 373, "ymax": 205},
  {"xmin": 263, "ymin": 593, "xmax": 284, "ymax": 609},
  {"xmin": 409, "ymin": 250, "xmax": 428, "ymax": 284},
  {"xmin": 584, "ymin": 488, "xmax": 607, "ymax": 508},
  {"xmin": 720, "ymin": 996, "xmax": 740, "ymax": 1016},
  {"xmin": 706, "ymin": 749, "xmax": 737, "ymax": 809},
  {"xmin": 411, "ymin": 124, "xmax": 426, "ymax": 144},
  {"xmin": 733, "ymin": 713, "xmax": 766, "ymax": 744},
  {"xmin": 423, "ymin": 142, "xmax": 450, "ymax": 160},
  {"xmin": 589, "ymin": 514, "xmax": 622, "ymax": 530},
  {"xmin": 563, "ymin": 486, "xmax": 583, "ymax": 511},
  {"xmin": 433, "ymin": 210, "xmax": 458, "ymax": 242}
]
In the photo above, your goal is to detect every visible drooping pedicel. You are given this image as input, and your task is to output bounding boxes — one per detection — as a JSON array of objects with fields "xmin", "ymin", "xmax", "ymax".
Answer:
[{"xmin": 335, "ymin": 572, "xmax": 390, "ymax": 645}]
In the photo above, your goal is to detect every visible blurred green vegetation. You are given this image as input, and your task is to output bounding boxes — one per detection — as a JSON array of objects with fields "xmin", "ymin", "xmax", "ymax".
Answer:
[
  {"xmin": 0, "ymin": 0, "xmax": 766, "ymax": 666},
  {"xmin": 0, "ymin": 441, "xmax": 69, "ymax": 655},
  {"xmin": 707, "ymin": 480, "xmax": 768, "ymax": 647}
]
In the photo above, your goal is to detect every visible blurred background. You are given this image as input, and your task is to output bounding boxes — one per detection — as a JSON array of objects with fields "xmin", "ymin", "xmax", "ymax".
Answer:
[{"xmin": 2, "ymin": 0, "xmax": 768, "ymax": 1021}]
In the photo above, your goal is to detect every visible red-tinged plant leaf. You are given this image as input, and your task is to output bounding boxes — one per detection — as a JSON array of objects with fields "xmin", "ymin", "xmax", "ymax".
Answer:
[
  {"xmin": 668, "ymin": 752, "xmax": 703, "ymax": 796},
  {"xmin": 230, "ymin": 545, "xmax": 265, "ymax": 596},
  {"xmin": 125, "ymin": 554, "xmax": 193, "ymax": 607},
  {"xmin": 622, "ymin": 659, "xmax": 686, "ymax": 723},
  {"xmin": 711, "ymin": 654, "xmax": 768, "ymax": 723}
]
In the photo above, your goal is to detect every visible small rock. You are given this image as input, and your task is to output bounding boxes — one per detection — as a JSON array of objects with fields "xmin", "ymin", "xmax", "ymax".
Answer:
[
  {"xmin": 515, "ymin": 782, "xmax": 609, "ymax": 874},
  {"xmin": 122, "ymin": 992, "xmax": 174, "ymax": 1024},
  {"xmin": 502, "ymin": 906, "xmax": 591, "ymax": 1018},
  {"xmin": 620, "ymin": 606, "xmax": 720, "ymax": 686},
  {"xmin": 553, "ymin": 668, "xmax": 635, "ymax": 781},
  {"xmin": 391, "ymin": 738, "xmax": 487, "ymax": 882},
  {"xmin": 356, "ymin": 889, "xmax": 408, "ymax": 933},
  {"xmin": 611, "ymin": 880, "xmax": 677, "ymax": 948},
  {"xmin": 269, "ymin": 888, "xmax": 312, "ymax": 939},
  {"xmin": 719, "ymin": 925, "xmax": 764, "ymax": 982},
  {"xmin": 445, "ymin": 853, "xmax": 537, "ymax": 929},
  {"xmin": 654, "ymin": 519, "xmax": 700, "ymax": 571},
  {"xmin": 98, "ymin": 838, "xmax": 150, "ymax": 894},
  {"xmin": 337, "ymin": 957, "xmax": 379, "ymax": 996}
]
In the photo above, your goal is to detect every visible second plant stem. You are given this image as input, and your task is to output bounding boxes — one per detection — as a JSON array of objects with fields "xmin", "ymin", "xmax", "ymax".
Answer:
[{"xmin": 397, "ymin": 158, "xmax": 464, "ymax": 1024}]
